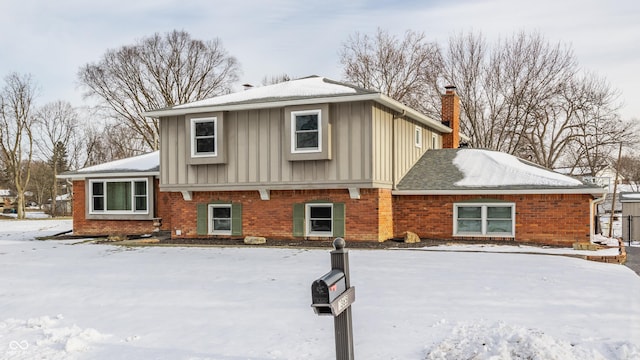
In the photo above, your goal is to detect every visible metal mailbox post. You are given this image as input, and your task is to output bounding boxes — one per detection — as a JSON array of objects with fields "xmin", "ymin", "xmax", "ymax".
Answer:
[{"xmin": 310, "ymin": 238, "xmax": 355, "ymax": 360}]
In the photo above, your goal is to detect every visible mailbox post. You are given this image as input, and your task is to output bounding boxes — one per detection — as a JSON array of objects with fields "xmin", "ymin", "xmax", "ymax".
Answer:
[{"xmin": 311, "ymin": 238, "xmax": 355, "ymax": 360}]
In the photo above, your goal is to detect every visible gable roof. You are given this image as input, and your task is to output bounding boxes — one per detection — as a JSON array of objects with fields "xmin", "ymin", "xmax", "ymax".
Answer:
[
  {"xmin": 395, "ymin": 149, "xmax": 605, "ymax": 195},
  {"xmin": 144, "ymin": 76, "xmax": 452, "ymax": 133},
  {"xmin": 58, "ymin": 151, "xmax": 159, "ymax": 180}
]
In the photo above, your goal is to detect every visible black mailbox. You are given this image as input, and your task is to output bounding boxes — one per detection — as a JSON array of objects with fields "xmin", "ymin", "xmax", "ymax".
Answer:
[{"xmin": 312, "ymin": 269, "xmax": 346, "ymax": 305}]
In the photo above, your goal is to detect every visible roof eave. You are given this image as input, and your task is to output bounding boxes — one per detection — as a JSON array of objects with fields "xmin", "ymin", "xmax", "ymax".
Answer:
[
  {"xmin": 57, "ymin": 171, "xmax": 160, "ymax": 180},
  {"xmin": 145, "ymin": 93, "xmax": 452, "ymax": 133},
  {"xmin": 392, "ymin": 188, "xmax": 607, "ymax": 196}
]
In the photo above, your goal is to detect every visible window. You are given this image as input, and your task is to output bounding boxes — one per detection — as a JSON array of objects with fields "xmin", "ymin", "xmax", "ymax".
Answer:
[
  {"xmin": 415, "ymin": 126, "xmax": 422, "ymax": 148},
  {"xmin": 208, "ymin": 204, "xmax": 232, "ymax": 235},
  {"xmin": 191, "ymin": 117, "xmax": 217, "ymax": 157},
  {"xmin": 293, "ymin": 202, "xmax": 344, "ymax": 238},
  {"xmin": 196, "ymin": 202, "xmax": 242, "ymax": 236},
  {"xmin": 432, "ymin": 134, "xmax": 438, "ymax": 149},
  {"xmin": 306, "ymin": 203, "xmax": 333, "ymax": 236},
  {"xmin": 89, "ymin": 179, "xmax": 148, "ymax": 214},
  {"xmin": 454, "ymin": 203, "xmax": 515, "ymax": 236},
  {"xmin": 291, "ymin": 110, "xmax": 321, "ymax": 153}
]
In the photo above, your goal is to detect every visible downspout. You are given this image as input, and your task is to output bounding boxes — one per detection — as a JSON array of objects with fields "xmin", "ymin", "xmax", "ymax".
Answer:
[{"xmin": 591, "ymin": 191, "xmax": 607, "ymax": 242}]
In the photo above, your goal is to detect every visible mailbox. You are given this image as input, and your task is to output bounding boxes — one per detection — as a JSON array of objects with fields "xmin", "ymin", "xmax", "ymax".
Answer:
[{"xmin": 312, "ymin": 270, "xmax": 346, "ymax": 305}]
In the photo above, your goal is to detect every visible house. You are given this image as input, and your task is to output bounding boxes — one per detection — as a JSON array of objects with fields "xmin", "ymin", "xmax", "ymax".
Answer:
[
  {"xmin": 60, "ymin": 76, "xmax": 605, "ymax": 246},
  {"xmin": 620, "ymin": 193, "xmax": 640, "ymax": 243}
]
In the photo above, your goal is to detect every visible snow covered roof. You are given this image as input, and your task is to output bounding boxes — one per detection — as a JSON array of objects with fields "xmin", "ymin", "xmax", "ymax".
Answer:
[
  {"xmin": 396, "ymin": 149, "xmax": 605, "ymax": 195},
  {"xmin": 144, "ymin": 76, "xmax": 452, "ymax": 133},
  {"xmin": 174, "ymin": 76, "xmax": 364, "ymax": 109},
  {"xmin": 58, "ymin": 151, "xmax": 159, "ymax": 179}
]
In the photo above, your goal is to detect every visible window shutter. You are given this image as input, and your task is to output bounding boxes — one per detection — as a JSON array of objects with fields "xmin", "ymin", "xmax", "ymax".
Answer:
[
  {"xmin": 333, "ymin": 203, "xmax": 345, "ymax": 237},
  {"xmin": 231, "ymin": 203, "xmax": 242, "ymax": 236},
  {"xmin": 293, "ymin": 203, "xmax": 304, "ymax": 237},
  {"xmin": 196, "ymin": 203, "xmax": 208, "ymax": 235}
]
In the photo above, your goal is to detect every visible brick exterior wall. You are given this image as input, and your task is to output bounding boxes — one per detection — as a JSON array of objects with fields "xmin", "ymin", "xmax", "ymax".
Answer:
[
  {"xmin": 72, "ymin": 179, "xmax": 167, "ymax": 236},
  {"xmin": 163, "ymin": 188, "xmax": 393, "ymax": 242},
  {"xmin": 393, "ymin": 193, "xmax": 593, "ymax": 246}
]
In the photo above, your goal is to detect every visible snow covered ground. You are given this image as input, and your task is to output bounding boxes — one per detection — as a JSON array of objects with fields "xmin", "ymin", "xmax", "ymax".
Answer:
[{"xmin": 0, "ymin": 219, "xmax": 639, "ymax": 359}]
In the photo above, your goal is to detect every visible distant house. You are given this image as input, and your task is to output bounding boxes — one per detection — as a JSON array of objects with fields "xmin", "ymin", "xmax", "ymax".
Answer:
[
  {"xmin": 0, "ymin": 189, "xmax": 15, "ymax": 211},
  {"xmin": 59, "ymin": 76, "xmax": 605, "ymax": 246},
  {"xmin": 620, "ymin": 193, "xmax": 640, "ymax": 243}
]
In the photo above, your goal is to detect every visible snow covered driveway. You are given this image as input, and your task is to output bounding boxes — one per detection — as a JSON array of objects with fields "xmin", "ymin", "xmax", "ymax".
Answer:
[{"xmin": 0, "ymin": 219, "xmax": 639, "ymax": 359}]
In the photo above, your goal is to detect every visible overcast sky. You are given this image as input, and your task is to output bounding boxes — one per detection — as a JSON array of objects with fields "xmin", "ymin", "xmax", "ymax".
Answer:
[{"xmin": 1, "ymin": 0, "xmax": 638, "ymax": 119}]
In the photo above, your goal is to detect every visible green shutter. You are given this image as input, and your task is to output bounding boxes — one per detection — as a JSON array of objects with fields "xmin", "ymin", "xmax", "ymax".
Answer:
[
  {"xmin": 333, "ymin": 203, "xmax": 345, "ymax": 237},
  {"xmin": 231, "ymin": 203, "xmax": 242, "ymax": 236},
  {"xmin": 293, "ymin": 203, "xmax": 305, "ymax": 237},
  {"xmin": 196, "ymin": 203, "xmax": 208, "ymax": 235}
]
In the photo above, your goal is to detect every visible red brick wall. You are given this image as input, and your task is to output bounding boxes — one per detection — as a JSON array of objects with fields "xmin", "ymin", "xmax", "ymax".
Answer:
[
  {"xmin": 165, "ymin": 188, "xmax": 392, "ymax": 241},
  {"xmin": 393, "ymin": 193, "xmax": 593, "ymax": 246},
  {"xmin": 72, "ymin": 179, "xmax": 166, "ymax": 236}
]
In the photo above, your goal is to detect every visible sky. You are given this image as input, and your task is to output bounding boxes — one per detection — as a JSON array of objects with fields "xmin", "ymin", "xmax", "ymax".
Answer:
[{"xmin": 1, "ymin": 0, "xmax": 639, "ymax": 120}]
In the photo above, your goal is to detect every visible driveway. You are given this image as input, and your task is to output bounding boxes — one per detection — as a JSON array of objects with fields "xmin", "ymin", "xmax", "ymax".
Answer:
[{"xmin": 625, "ymin": 245, "xmax": 640, "ymax": 276}]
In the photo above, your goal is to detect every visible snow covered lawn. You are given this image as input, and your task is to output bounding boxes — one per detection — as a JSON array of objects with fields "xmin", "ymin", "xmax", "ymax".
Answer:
[{"xmin": 1, "ymin": 219, "xmax": 639, "ymax": 359}]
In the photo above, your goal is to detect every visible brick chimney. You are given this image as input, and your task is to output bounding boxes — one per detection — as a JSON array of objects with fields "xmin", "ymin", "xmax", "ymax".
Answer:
[{"xmin": 441, "ymin": 85, "xmax": 460, "ymax": 149}]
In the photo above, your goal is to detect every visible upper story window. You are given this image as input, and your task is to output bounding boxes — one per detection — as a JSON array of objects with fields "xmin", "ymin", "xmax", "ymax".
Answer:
[
  {"xmin": 90, "ymin": 179, "xmax": 149, "ymax": 215},
  {"xmin": 191, "ymin": 117, "xmax": 217, "ymax": 157},
  {"xmin": 432, "ymin": 134, "xmax": 438, "ymax": 149},
  {"xmin": 454, "ymin": 203, "xmax": 515, "ymax": 237},
  {"xmin": 291, "ymin": 110, "xmax": 321, "ymax": 153},
  {"xmin": 415, "ymin": 126, "xmax": 423, "ymax": 148}
]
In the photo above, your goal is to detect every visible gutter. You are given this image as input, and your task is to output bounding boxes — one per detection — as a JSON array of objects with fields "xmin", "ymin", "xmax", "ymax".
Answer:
[
  {"xmin": 590, "ymin": 191, "xmax": 608, "ymax": 243},
  {"xmin": 57, "ymin": 171, "xmax": 160, "ymax": 180},
  {"xmin": 392, "ymin": 188, "xmax": 607, "ymax": 196}
]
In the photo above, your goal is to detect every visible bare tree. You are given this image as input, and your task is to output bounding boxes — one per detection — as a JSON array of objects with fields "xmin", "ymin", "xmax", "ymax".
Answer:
[
  {"xmin": 442, "ymin": 31, "xmax": 577, "ymax": 157},
  {"xmin": 618, "ymin": 154, "xmax": 640, "ymax": 191},
  {"xmin": 34, "ymin": 101, "xmax": 77, "ymax": 216},
  {"xmin": 0, "ymin": 73, "xmax": 36, "ymax": 219},
  {"xmin": 78, "ymin": 30, "xmax": 241, "ymax": 150},
  {"xmin": 261, "ymin": 73, "xmax": 292, "ymax": 86},
  {"xmin": 339, "ymin": 28, "xmax": 443, "ymax": 117},
  {"xmin": 82, "ymin": 121, "xmax": 147, "ymax": 167}
]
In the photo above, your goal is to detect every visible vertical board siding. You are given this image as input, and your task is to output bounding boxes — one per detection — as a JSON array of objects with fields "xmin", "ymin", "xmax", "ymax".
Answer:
[
  {"xmin": 371, "ymin": 103, "xmax": 393, "ymax": 185},
  {"xmin": 159, "ymin": 102, "xmax": 376, "ymax": 188}
]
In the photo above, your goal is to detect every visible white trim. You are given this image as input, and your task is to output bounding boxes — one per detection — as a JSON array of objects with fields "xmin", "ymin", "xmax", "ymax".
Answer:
[
  {"xmin": 145, "ymin": 93, "xmax": 452, "ymax": 133},
  {"xmin": 453, "ymin": 202, "xmax": 515, "ymax": 237},
  {"xmin": 432, "ymin": 133, "xmax": 438, "ymax": 149},
  {"xmin": 208, "ymin": 204, "xmax": 232, "ymax": 235},
  {"xmin": 305, "ymin": 203, "xmax": 333, "ymax": 237},
  {"xmin": 191, "ymin": 117, "xmax": 218, "ymax": 158},
  {"xmin": 291, "ymin": 109, "xmax": 322, "ymax": 154},
  {"xmin": 88, "ymin": 178, "xmax": 150, "ymax": 215},
  {"xmin": 392, "ymin": 188, "xmax": 606, "ymax": 196},
  {"xmin": 415, "ymin": 126, "xmax": 422, "ymax": 148}
]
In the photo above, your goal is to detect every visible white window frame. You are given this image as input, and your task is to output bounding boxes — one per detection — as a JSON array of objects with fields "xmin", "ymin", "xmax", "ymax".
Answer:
[
  {"xmin": 305, "ymin": 203, "xmax": 333, "ymax": 237},
  {"xmin": 432, "ymin": 134, "xmax": 438, "ymax": 149},
  {"xmin": 89, "ymin": 178, "xmax": 149, "ymax": 215},
  {"xmin": 291, "ymin": 109, "xmax": 322, "ymax": 154},
  {"xmin": 191, "ymin": 117, "xmax": 217, "ymax": 157},
  {"xmin": 208, "ymin": 204, "xmax": 232, "ymax": 235},
  {"xmin": 415, "ymin": 126, "xmax": 423, "ymax": 148},
  {"xmin": 453, "ymin": 203, "xmax": 515, "ymax": 237}
]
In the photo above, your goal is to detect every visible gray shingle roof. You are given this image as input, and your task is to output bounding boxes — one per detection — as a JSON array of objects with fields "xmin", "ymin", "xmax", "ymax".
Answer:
[{"xmin": 397, "ymin": 149, "xmax": 602, "ymax": 192}]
